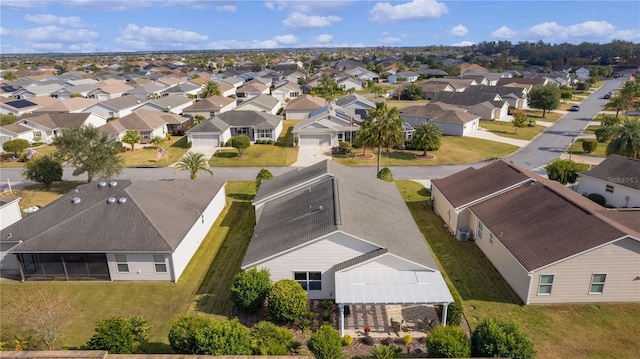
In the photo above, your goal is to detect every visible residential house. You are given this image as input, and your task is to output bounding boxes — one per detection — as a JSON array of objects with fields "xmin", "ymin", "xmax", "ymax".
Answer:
[
  {"xmin": 345, "ymin": 67, "xmax": 380, "ymax": 82},
  {"xmin": 82, "ymin": 96, "xmax": 147, "ymax": 120},
  {"xmin": 425, "ymin": 78, "xmax": 478, "ymax": 92},
  {"xmin": 235, "ymin": 94, "xmax": 282, "ymax": 115},
  {"xmin": 410, "ymin": 82, "xmax": 455, "ymax": 100},
  {"xmin": 13, "ymin": 83, "xmax": 63, "ymax": 99},
  {"xmin": 87, "ymin": 83, "xmax": 133, "ymax": 101},
  {"xmin": 292, "ymin": 102, "xmax": 360, "ymax": 147},
  {"xmin": 460, "ymin": 63, "xmax": 489, "ymax": 74},
  {"xmin": 417, "ymin": 68, "xmax": 448, "ymax": 78},
  {"xmin": 464, "ymin": 86, "xmax": 529, "ymax": 109},
  {"xmin": 0, "ymin": 97, "xmax": 60, "ymax": 116},
  {"xmin": 50, "ymin": 83, "xmax": 99, "ymax": 100},
  {"xmin": 0, "ymin": 123, "xmax": 36, "ymax": 146},
  {"xmin": 133, "ymin": 95, "xmax": 194, "ymax": 115},
  {"xmin": 334, "ymin": 93, "xmax": 376, "ymax": 120},
  {"xmin": 576, "ymin": 155, "xmax": 640, "ymax": 208},
  {"xmin": 31, "ymin": 98, "xmax": 100, "ymax": 113},
  {"xmin": 159, "ymin": 83, "xmax": 201, "ymax": 98},
  {"xmin": 399, "ymin": 102, "xmax": 480, "ymax": 137},
  {"xmin": 220, "ymin": 76, "xmax": 244, "ymax": 90},
  {"xmin": 124, "ymin": 83, "xmax": 167, "ymax": 100},
  {"xmin": 0, "ymin": 180, "xmax": 227, "ymax": 282},
  {"xmin": 575, "ymin": 68, "xmax": 590, "ymax": 81},
  {"xmin": 271, "ymin": 81, "xmax": 302, "ymax": 102},
  {"xmin": 388, "ymin": 71, "xmax": 419, "ymax": 84},
  {"xmin": 236, "ymin": 82, "xmax": 270, "ymax": 100},
  {"xmin": 0, "ymin": 197, "xmax": 22, "ymax": 270},
  {"xmin": 99, "ymin": 109, "xmax": 187, "ymax": 142},
  {"xmin": 215, "ymin": 81, "xmax": 236, "ymax": 98},
  {"xmin": 182, "ymin": 96, "xmax": 236, "ymax": 119},
  {"xmin": 284, "ymin": 95, "xmax": 326, "ymax": 120},
  {"xmin": 242, "ymin": 160, "xmax": 453, "ymax": 335},
  {"xmin": 187, "ymin": 110, "xmax": 283, "ymax": 148},
  {"xmin": 496, "ymin": 77, "xmax": 549, "ymax": 88},
  {"xmin": 336, "ymin": 77, "xmax": 363, "ymax": 92},
  {"xmin": 12, "ymin": 112, "xmax": 107, "ymax": 144},
  {"xmin": 431, "ymin": 160, "xmax": 640, "ymax": 304},
  {"xmin": 430, "ymin": 92, "xmax": 509, "ymax": 120}
]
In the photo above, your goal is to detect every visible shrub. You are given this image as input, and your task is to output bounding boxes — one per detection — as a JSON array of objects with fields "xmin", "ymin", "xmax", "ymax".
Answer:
[
  {"xmin": 250, "ymin": 321, "xmax": 297, "ymax": 355},
  {"xmin": 255, "ymin": 168, "xmax": 274, "ymax": 191},
  {"xmin": 196, "ymin": 318, "xmax": 251, "ymax": 355},
  {"xmin": 402, "ymin": 334, "xmax": 412, "ymax": 345},
  {"xmin": 587, "ymin": 193, "xmax": 606, "ymax": 206},
  {"xmin": 582, "ymin": 139, "xmax": 598, "ymax": 153},
  {"xmin": 2, "ymin": 139, "xmax": 29, "ymax": 156},
  {"xmin": 446, "ymin": 290, "xmax": 463, "ymax": 326},
  {"xmin": 230, "ymin": 268, "xmax": 271, "ymax": 313},
  {"xmin": 230, "ymin": 135, "xmax": 251, "ymax": 156},
  {"xmin": 471, "ymin": 317, "xmax": 536, "ymax": 359},
  {"xmin": 84, "ymin": 316, "xmax": 150, "ymax": 354},
  {"xmin": 545, "ymin": 158, "xmax": 580, "ymax": 185},
  {"xmin": 371, "ymin": 344, "xmax": 402, "ymax": 359},
  {"xmin": 186, "ymin": 141, "xmax": 193, "ymax": 148},
  {"xmin": 22, "ymin": 155, "xmax": 63, "ymax": 189},
  {"xmin": 594, "ymin": 127, "xmax": 613, "ymax": 142},
  {"xmin": 342, "ymin": 334, "xmax": 354, "ymax": 346},
  {"xmin": 168, "ymin": 315, "xmax": 212, "ymax": 354},
  {"xmin": 322, "ymin": 310, "xmax": 332, "ymax": 322},
  {"xmin": 320, "ymin": 300, "xmax": 333, "ymax": 310},
  {"xmin": 377, "ymin": 167, "xmax": 394, "ymax": 182},
  {"xmin": 267, "ymin": 279, "xmax": 307, "ymax": 322},
  {"xmin": 267, "ymin": 140, "xmax": 274, "ymax": 145},
  {"xmin": 307, "ymin": 325, "xmax": 343, "ymax": 359},
  {"xmin": 426, "ymin": 325, "xmax": 471, "ymax": 358}
]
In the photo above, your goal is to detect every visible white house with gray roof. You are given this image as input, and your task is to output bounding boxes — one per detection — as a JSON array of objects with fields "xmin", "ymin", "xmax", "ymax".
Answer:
[
  {"xmin": 576, "ymin": 155, "xmax": 640, "ymax": 208},
  {"xmin": 242, "ymin": 160, "xmax": 453, "ymax": 335},
  {"xmin": 0, "ymin": 180, "xmax": 227, "ymax": 282}
]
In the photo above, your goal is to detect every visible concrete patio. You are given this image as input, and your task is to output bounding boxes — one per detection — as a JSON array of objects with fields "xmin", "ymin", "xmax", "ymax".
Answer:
[{"xmin": 342, "ymin": 304, "xmax": 440, "ymax": 339}]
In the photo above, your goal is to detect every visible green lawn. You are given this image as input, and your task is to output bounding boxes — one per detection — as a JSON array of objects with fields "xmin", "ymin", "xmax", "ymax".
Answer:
[
  {"xmin": 0, "ymin": 144, "xmax": 57, "ymax": 168},
  {"xmin": 210, "ymin": 120, "xmax": 299, "ymax": 167},
  {"xmin": 119, "ymin": 136, "xmax": 190, "ymax": 167},
  {"xmin": 0, "ymin": 181, "xmax": 256, "ymax": 350},
  {"xmin": 525, "ymin": 109, "xmax": 563, "ymax": 122},
  {"xmin": 479, "ymin": 120, "xmax": 546, "ymax": 140},
  {"xmin": 0, "ymin": 181, "xmax": 84, "ymax": 211},
  {"xmin": 396, "ymin": 180, "xmax": 640, "ymax": 359},
  {"xmin": 568, "ymin": 138, "xmax": 609, "ymax": 158},
  {"xmin": 333, "ymin": 136, "xmax": 517, "ymax": 166}
]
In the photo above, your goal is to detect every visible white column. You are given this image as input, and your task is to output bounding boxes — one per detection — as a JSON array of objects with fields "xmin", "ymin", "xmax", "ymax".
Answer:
[
  {"xmin": 442, "ymin": 303, "xmax": 448, "ymax": 327},
  {"xmin": 339, "ymin": 304, "xmax": 345, "ymax": 336}
]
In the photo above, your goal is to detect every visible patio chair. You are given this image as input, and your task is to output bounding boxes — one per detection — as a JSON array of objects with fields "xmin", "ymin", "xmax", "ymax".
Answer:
[{"xmin": 390, "ymin": 319, "xmax": 401, "ymax": 335}]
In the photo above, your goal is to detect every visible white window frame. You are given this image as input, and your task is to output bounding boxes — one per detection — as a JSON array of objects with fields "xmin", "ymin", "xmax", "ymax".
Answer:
[
  {"xmin": 477, "ymin": 220, "xmax": 484, "ymax": 240},
  {"xmin": 294, "ymin": 271, "xmax": 322, "ymax": 291},
  {"xmin": 537, "ymin": 274, "xmax": 554, "ymax": 295},
  {"xmin": 589, "ymin": 273, "xmax": 606, "ymax": 294},
  {"xmin": 257, "ymin": 129, "xmax": 270, "ymax": 139},
  {"xmin": 489, "ymin": 232, "xmax": 494, "ymax": 244},
  {"xmin": 605, "ymin": 184, "xmax": 614, "ymax": 193},
  {"xmin": 115, "ymin": 254, "xmax": 129, "ymax": 273},
  {"xmin": 153, "ymin": 254, "xmax": 167, "ymax": 273}
]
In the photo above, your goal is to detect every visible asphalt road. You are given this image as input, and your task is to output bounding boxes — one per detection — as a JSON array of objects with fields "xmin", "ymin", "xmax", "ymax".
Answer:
[{"xmin": 0, "ymin": 78, "xmax": 625, "ymax": 189}]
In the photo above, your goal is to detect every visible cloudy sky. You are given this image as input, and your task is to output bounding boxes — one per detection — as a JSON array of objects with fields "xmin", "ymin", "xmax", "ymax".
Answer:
[{"xmin": 1, "ymin": 0, "xmax": 638, "ymax": 54}]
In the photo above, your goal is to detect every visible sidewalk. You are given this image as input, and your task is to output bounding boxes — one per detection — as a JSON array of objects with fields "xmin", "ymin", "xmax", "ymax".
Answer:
[
  {"xmin": 465, "ymin": 128, "xmax": 530, "ymax": 147},
  {"xmin": 559, "ymin": 153, "xmax": 605, "ymax": 166}
]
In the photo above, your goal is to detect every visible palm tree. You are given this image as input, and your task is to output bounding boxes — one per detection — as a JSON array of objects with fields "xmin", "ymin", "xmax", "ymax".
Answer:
[
  {"xmin": 149, "ymin": 136, "xmax": 165, "ymax": 149},
  {"xmin": 412, "ymin": 122, "xmax": 443, "ymax": 157},
  {"xmin": 604, "ymin": 94, "xmax": 625, "ymax": 118},
  {"xmin": 356, "ymin": 102, "xmax": 404, "ymax": 173},
  {"xmin": 174, "ymin": 152, "xmax": 213, "ymax": 180},
  {"xmin": 121, "ymin": 130, "xmax": 141, "ymax": 151},
  {"xmin": 617, "ymin": 79, "xmax": 640, "ymax": 116},
  {"xmin": 606, "ymin": 118, "xmax": 640, "ymax": 159},
  {"xmin": 201, "ymin": 81, "xmax": 221, "ymax": 98}
]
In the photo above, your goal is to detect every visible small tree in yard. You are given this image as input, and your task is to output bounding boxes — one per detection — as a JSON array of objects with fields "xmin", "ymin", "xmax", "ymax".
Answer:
[
  {"xmin": 2, "ymin": 138, "xmax": 29, "ymax": 156},
  {"xmin": 471, "ymin": 317, "xmax": 536, "ymax": 359},
  {"xmin": 307, "ymin": 325, "xmax": 343, "ymax": 359},
  {"xmin": 425, "ymin": 325, "xmax": 471, "ymax": 358},
  {"xmin": 545, "ymin": 158, "xmax": 581, "ymax": 185},
  {"xmin": 560, "ymin": 87, "xmax": 573, "ymax": 102},
  {"xmin": 121, "ymin": 130, "xmax": 142, "ymax": 151},
  {"xmin": 255, "ymin": 168, "xmax": 274, "ymax": 191},
  {"xmin": 412, "ymin": 121, "xmax": 442, "ymax": 157},
  {"xmin": 267, "ymin": 279, "xmax": 307, "ymax": 322},
  {"xmin": 22, "ymin": 155, "xmax": 63, "ymax": 188},
  {"xmin": 168, "ymin": 315, "xmax": 212, "ymax": 354},
  {"xmin": 582, "ymin": 139, "xmax": 598, "ymax": 153},
  {"xmin": 511, "ymin": 110, "xmax": 528, "ymax": 133},
  {"xmin": 149, "ymin": 135, "xmax": 165, "ymax": 149},
  {"xmin": 377, "ymin": 167, "xmax": 394, "ymax": 182},
  {"xmin": 250, "ymin": 321, "xmax": 299, "ymax": 355},
  {"xmin": 230, "ymin": 268, "xmax": 272, "ymax": 313},
  {"xmin": 528, "ymin": 84, "xmax": 560, "ymax": 117},
  {"xmin": 84, "ymin": 316, "xmax": 150, "ymax": 354},
  {"xmin": 230, "ymin": 135, "xmax": 251, "ymax": 157}
]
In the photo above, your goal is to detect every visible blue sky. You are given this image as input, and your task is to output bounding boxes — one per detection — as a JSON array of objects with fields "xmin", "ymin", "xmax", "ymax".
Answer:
[{"xmin": 1, "ymin": 0, "xmax": 638, "ymax": 54}]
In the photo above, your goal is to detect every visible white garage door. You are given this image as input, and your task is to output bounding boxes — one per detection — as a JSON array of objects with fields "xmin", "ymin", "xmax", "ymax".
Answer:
[
  {"xmin": 300, "ymin": 134, "xmax": 330, "ymax": 146},
  {"xmin": 191, "ymin": 134, "xmax": 219, "ymax": 147}
]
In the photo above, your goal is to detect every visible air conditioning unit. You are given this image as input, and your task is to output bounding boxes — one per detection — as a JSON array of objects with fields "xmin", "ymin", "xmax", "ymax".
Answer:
[{"xmin": 457, "ymin": 228, "xmax": 470, "ymax": 241}]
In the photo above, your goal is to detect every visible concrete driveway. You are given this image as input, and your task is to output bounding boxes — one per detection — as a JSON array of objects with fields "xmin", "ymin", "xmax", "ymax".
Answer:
[{"xmin": 291, "ymin": 144, "xmax": 332, "ymax": 167}]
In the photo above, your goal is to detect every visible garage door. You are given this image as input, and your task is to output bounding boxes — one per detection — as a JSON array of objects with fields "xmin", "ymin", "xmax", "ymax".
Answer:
[
  {"xmin": 300, "ymin": 134, "xmax": 330, "ymax": 146},
  {"xmin": 191, "ymin": 134, "xmax": 219, "ymax": 147}
]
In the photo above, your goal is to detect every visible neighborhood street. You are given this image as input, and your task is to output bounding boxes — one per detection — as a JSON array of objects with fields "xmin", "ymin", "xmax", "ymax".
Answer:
[{"xmin": 0, "ymin": 78, "xmax": 623, "ymax": 189}]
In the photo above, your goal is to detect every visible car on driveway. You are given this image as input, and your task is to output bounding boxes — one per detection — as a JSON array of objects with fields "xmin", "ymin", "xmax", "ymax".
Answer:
[{"xmin": 570, "ymin": 105, "xmax": 580, "ymax": 111}]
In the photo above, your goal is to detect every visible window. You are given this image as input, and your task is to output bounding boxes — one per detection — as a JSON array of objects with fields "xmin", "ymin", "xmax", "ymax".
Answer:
[
  {"xmin": 605, "ymin": 184, "xmax": 614, "ymax": 193},
  {"xmin": 115, "ymin": 254, "xmax": 129, "ymax": 273},
  {"xmin": 209, "ymin": 111, "xmax": 216, "ymax": 117},
  {"xmin": 258, "ymin": 129, "xmax": 270, "ymax": 139},
  {"xmin": 477, "ymin": 221, "xmax": 484, "ymax": 240},
  {"xmin": 537, "ymin": 274, "xmax": 554, "ymax": 295},
  {"xmin": 153, "ymin": 254, "xmax": 167, "ymax": 273},
  {"xmin": 291, "ymin": 92, "xmax": 300, "ymax": 98},
  {"xmin": 294, "ymin": 271, "xmax": 322, "ymax": 291},
  {"xmin": 589, "ymin": 274, "xmax": 606, "ymax": 294},
  {"xmin": 489, "ymin": 233, "xmax": 494, "ymax": 244}
]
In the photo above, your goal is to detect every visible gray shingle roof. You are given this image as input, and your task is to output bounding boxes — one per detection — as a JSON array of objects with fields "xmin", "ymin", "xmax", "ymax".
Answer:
[
  {"xmin": 217, "ymin": 111, "xmax": 282, "ymax": 128},
  {"xmin": 579, "ymin": 155, "xmax": 640, "ymax": 191},
  {"xmin": 243, "ymin": 160, "xmax": 439, "ymax": 270},
  {"xmin": 1, "ymin": 179, "xmax": 226, "ymax": 253}
]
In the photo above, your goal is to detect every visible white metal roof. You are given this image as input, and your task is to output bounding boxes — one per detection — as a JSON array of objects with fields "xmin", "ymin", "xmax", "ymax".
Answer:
[{"xmin": 335, "ymin": 270, "xmax": 454, "ymax": 305}]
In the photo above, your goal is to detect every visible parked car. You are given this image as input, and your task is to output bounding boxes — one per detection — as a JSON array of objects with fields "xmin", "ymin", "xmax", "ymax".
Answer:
[
  {"xmin": 604, "ymin": 92, "xmax": 612, "ymax": 99},
  {"xmin": 570, "ymin": 105, "xmax": 580, "ymax": 111}
]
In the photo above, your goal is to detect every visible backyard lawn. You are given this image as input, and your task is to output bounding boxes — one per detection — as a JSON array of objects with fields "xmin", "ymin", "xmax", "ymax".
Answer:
[
  {"xmin": 118, "ymin": 136, "xmax": 190, "ymax": 167},
  {"xmin": 397, "ymin": 180, "xmax": 640, "ymax": 359},
  {"xmin": 479, "ymin": 120, "xmax": 546, "ymax": 140},
  {"xmin": 332, "ymin": 136, "xmax": 517, "ymax": 166},
  {"xmin": 210, "ymin": 120, "xmax": 298, "ymax": 167}
]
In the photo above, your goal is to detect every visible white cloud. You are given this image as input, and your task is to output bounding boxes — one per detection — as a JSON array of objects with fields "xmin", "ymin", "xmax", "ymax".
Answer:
[
  {"xmin": 526, "ymin": 21, "xmax": 618, "ymax": 41},
  {"xmin": 378, "ymin": 36, "xmax": 401, "ymax": 44},
  {"xmin": 3, "ymin": 25, "xmax": 99, "ymax": 43},
  {"xmin": 282, "ymin": 12, "xmax": 341, "ymax": 30},
  {"xmin": 265, "ymin": 1, "xmax": 352, "ymax": 14},
  {"xmin": 115, "ymin": 23, "xmax": 208, "ymax": 50},
  {"xmin": 449, "ymin": 24, "xmax": 468, "ymax": 37},
  {"xmin": 452, "ymin": 41, "xmax": 475, "ymax": 47},
  {"xmin": 564, "ymin": 21, "xmax": 614, "ymax": 37},
  {"xmin": 0, "ymin": 1, "xmax": 45, "ymax": 11},
  {"xmin": 24, "ymin": 14, "xmax": 85, "ymax": 28},
  {"xmin": 491, "ymin": 26, "xmax": 517, "ymax": 38},
  {"xmin": 612, "ymin": 29, "xmax": 640, "ymax": 41},
  {"xmin": 63, "ymin": 0, "xmax": 153, "ymax": 12},
  {"xmin": 216, "ymin": 5, "xmax": 237, "ymax": 12},
  {"xmin": 368, "ymin": 0, "xmax": 448, "ymax": 23},
  {"xmin": 313, "ymin": 34, "xmax": 333, "ymax": 44},
  {"xmin": 273, "ymin": 34, "xmax": 298, "ymax": 45},
  {"xmin": 208, "ymin": 39, "xmax": 279, "ymax": 50},
  {"xmin": 527, "ymin": 22, "xmax": 563, "ymax": 38}
]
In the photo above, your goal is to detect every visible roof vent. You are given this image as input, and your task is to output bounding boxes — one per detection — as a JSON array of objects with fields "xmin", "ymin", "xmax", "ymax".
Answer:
[
  {"xmin": 109, "ymin": 181, "xmax": 118, "ymax": 187},
  {"xmin": 98, "ymin": 181, "xmax": 107, "ymax": 188},
  {"xmin": 311, "ymin": 205, "xmax": 323, "ymax": 213},
  {"xmin": 117, "ymin": 197, "xmax": 127, "ymax": 204},
  {"xmin": 107, "ymin": 197, "xmax": 116, "ymax": 204},
  {"xmin": 71, "ymin": 197, "xmax": 81, "ymax": 204}
]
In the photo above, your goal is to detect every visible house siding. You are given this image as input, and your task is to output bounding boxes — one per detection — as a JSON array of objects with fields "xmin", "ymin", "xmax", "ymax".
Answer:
[
  {"xmin": 576, "ymin": 176, "xmax": 640, "ymax": 208},
  {"xmin": 527, "ymin": 237, "xmax": 640, "ymax": 304},
  {"xmin": 107, "ymin": 253, "xmax": 172, "ymax": 281},
  {"xmin": 1, "ymin": 199, "xmax": 22, "ymax": 230},
  {"xmin": 431, "ymin": 185, "xmax": 457, "ymax": 233},
  {"xmin": 171, "ymin": 184, "xmax": 227, "ymax": 282},
  {"xmin": 250, "ymin": 232, "xmax": 380, "ymax": 300},
  {"xmin": 1, "ymin": 242, "xmax": 20, "ymax": 270}
]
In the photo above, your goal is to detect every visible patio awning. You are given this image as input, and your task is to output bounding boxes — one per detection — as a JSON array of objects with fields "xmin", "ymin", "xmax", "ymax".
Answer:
[{"xmin": 335, "ymin": 270, "xmax": 454, "ymax": 305}]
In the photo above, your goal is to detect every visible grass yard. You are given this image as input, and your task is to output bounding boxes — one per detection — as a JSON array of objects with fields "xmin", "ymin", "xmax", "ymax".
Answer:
[
  {"xmin": 386, "ymin": 99, "xmax": 429, "ymax": 109},
  {"xmin": 210, "ymin": 120, "xmax": 299, "ymax": 167},
  {"xmin": 396, "ymin": 180, "xmax": 640, "ymax": 359},
  {"xmin": 119, "ymin": 136, "xmax": 190, "ymax": 167},
  {"xmin": 524, "ymin": 109, "xmax": 564, "ymax": 122},
  {"xmin": 568, "ymin": 138, "xmax": 609, "ymax": 158},
  {"xmin": 0, "ymin": 181, "xmax": 256, "ymax": 350},
  {"xmin": 0, "ymin": 145, "xmax": 57, "ymax": 168},
  {"xmin": 479, "ymin": 120, "xmax": 546, "ymax": 140},
  {"xmin": 333, "ymin": 136, "xmax": 517, "ymax": 167},
  {"xmin": 0, "ymin": 181, "xmax": 84, "ymax": 211}
]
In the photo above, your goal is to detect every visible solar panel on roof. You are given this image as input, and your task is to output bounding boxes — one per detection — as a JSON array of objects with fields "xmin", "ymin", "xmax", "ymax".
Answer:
[{"xmin": 7, "ymin": 99, "xmax": 37, "ymax": 109}]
